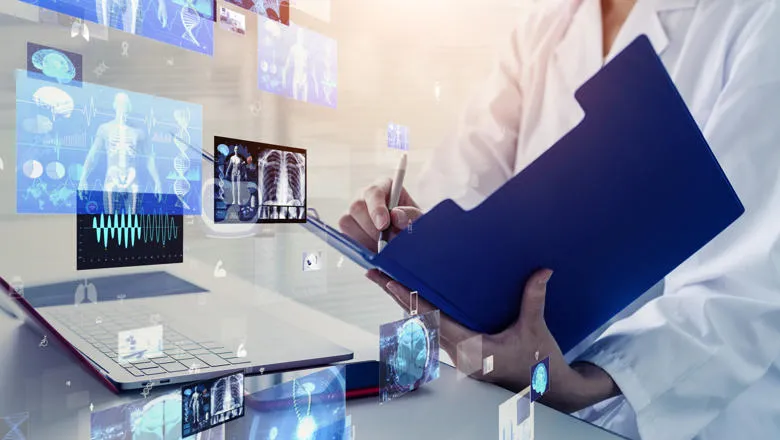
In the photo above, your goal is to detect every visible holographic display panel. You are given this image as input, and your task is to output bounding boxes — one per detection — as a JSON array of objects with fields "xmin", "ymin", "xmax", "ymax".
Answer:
[
  {"xmin": 21, "ymin": 0, "xmax": 215, "ymax": 55},
  {"xmin": 27, "ymin": 42, "xmax": 82, "ymax": 87},
  {"xmin": 223, "ymin": 0, "xmax": 288, "ymax": 25},
  {"xmin": 498, "ymin": 387, "xmax": 532, "ymax": 440},
  {"xmin": 77, "ymin": 190, "xmax": 184, "ymax": 270},
  {"xmin": 257, "ymin": 16, "xmax": 337, "ymax": 108},
  {"xmin": 16, "ymin": 70, "xmax": 203, "ymax": 215},
  {"xmin": 387, "ymin": 122, "xmax": 409, "ymax": 151},
  {"xmin": 379, "ymin": 310, "xmax": 441, "ymax": 403},
  {"xmin": 213, "ymin": 136, "xmax": 306, "ymax": 224},
  {"xmin": 229, "ymin": 366, "xmax": 347, "ymax": 440},
  {"xmin": 181, "ymin": 371, "xmax": 245, "ymax": 437},
  {"xmin": 91, "ymin": 391, "xmax": 225, "ymax": 440}
]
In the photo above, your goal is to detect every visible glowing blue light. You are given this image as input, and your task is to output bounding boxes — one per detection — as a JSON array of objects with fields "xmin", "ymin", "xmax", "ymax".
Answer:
[
  {"xmin": 296, "ymin": 415, "xmax": 317, "ymax": 440},
  {"xmin": 532, "ymin": 362, "xmax": 548, "ymax": 395},
  {"xmin": 31, "ymin": 49, "xmax": 76, "ymax": 84}
]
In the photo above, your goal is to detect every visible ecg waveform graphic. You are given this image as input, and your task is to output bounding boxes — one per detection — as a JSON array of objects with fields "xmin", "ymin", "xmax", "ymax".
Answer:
[{"xmin": 92, "ymin": 212, "xmax": 179, "ymax": 248}]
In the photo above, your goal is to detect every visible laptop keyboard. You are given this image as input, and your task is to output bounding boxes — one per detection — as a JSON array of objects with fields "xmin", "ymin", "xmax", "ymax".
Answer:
[{"xmin": 47, "ymin": 306, "xmax": 251, "ymax": 378}]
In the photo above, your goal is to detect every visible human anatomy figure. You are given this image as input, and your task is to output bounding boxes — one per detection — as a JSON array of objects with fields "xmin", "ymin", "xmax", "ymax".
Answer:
[
  {"xmin": 95, "ymin": 0, "xmax": 169, "ymax": 33},
  {"xmin": 282, "ymin": 27, "xmax": 310, "ymax": 101},
  {"xmin": 79, "ymin": 93, "xmax": 162, "ymax": 214},
  {"xmin": 224, "ymin": 146, "xmax": 244, "ymax": 205},
  {"xmin": 189, "ymin": 388, "xmax": 202, "ymax": 423}
]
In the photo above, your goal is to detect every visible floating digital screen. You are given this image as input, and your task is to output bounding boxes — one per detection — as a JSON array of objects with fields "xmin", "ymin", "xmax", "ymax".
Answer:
[
  {"xmin": 257, "ymin": 16, "xmax": 337, "ymax": 108},
  {"xmin": 0, "ymin": 412, "xmax": 29, "ymax": 440},
  {"xmin": 182, "ymin": 371, "xmax": 245, "ymax": 437},
  {"xmin": 379, "ymin": 310, "xmax": 441, "ymax": 403},
  {"xmin": 213, "ymin": 136, "xmax": 306, "ymax": 224},
  {"xmin": 498, "ymin": 387, "xmax": 533, "ymax": 440},
  {"xmin": 77, "ymin": 190, "xmax": 184, "ymax": 270},
  {"xmin": 218, "ymin": 5, "xmax": 246, "ymax": 35},
  {"xmin": 21, "ymin": 0, "xmax": 215, "ymax": 55},
  {"xmin": 16, "ymin": 70, "xmax": 203, "ymax": 215},
  {"xmin": 117, "ymin": 324, "xmax": 164, "ymax": 363},
  {"xmin": 91, "ymin": 391, "xmax": 226, "ymax": 440},
  {"xmin": 387, "ymin": 122, "xmax": 409, "ymax": 151},
  {"xmin": 27, "ymin": 42, "xmax": 82, "ymax": 87},
  {"xmin": 224, "ymin": 0, "xmax": 288, "ymax": 25},
  {"xmin": 530, "ymin": 356, "xmax": 550, "ymax": 403},
  {"xmin": 230, "ymin": 366, "xmax": 347, "ymax": 440}
]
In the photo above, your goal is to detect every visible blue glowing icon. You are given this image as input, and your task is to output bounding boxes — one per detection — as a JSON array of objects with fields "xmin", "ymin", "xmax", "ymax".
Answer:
[
  {"xmin": 530, "ymin": 356, "xmax": 550, "ymax": 403},
  {"xmin": 27, "ymin": 42, "xmax": 83, "ymax": 87},
  {"xmin": 31, "ymin": 49, "xmax": 76, "ymax": 84}
]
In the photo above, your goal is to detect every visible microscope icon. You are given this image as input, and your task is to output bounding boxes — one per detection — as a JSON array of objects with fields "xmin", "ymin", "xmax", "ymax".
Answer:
[{"xmin": 75, "ymin": 280, "xmax": 98, "ymax": 306}]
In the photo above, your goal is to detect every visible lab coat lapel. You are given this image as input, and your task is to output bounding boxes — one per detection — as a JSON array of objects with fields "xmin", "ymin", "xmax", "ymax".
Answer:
[
  {"xmin": 551, "ymin": 0, "xmax": 604, "ymax": 97},
  {"xmin": 605, "ymin": 0, "xmax": 699, "ymax": 62}
]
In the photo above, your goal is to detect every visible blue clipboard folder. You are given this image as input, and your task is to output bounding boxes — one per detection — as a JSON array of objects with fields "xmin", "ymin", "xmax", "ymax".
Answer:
[{"xmin": 302, "ymin": 36, "xmax": 744, "ymax": 353}]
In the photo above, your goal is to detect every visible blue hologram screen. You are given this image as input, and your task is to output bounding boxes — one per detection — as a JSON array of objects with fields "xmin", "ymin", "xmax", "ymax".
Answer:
[{"xmin": 16, "ymin": 71, "xmax": 203, "ymax": 215}]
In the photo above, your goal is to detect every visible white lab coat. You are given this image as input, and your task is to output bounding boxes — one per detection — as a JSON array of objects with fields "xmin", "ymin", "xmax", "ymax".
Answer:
[{"xmin": 416, "ymin": 0, "xmax": 780, "ymax": 439}]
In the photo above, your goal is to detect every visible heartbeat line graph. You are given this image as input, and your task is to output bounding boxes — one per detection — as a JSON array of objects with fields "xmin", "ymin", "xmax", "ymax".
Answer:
[{"xmin": 92, "ymin": 212, "xmax": 179, "ymax": 248}]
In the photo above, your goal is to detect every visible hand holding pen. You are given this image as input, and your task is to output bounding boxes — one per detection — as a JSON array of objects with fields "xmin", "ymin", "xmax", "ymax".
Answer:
[{"xmin": 339, "ymin": 154, "xmax": 421, "ymax": 253}]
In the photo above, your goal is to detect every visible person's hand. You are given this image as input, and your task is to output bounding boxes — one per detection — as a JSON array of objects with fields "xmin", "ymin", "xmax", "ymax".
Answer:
[
  {"xmin": 157, "ymin": 0, "xmax": 168, "ymax": 28},
  {"xmin": 367, "ymin": 268, "xmax": 621, "ymax": 414},
  {"xmin": 338, "ymin": 178, "xmax": 419, "ymax": 253}
]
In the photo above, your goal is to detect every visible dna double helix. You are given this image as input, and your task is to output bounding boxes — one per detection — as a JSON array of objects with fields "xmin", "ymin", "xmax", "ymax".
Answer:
[{"xmin": 172, "ymin": 108, "xmax": 192, "ymax": 211}]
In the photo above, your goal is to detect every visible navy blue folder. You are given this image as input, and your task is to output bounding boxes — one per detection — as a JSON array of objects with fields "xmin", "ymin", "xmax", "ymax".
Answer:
[{"xmin": 305, "ymin": 35, "xmax": 745, "ymax": 353}]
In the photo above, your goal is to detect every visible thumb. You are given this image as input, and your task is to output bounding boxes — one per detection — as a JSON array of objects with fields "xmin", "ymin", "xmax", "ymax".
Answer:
[
  {"xmin": 390, "ymin": 206, "xmax": 423, "ymax": 229},
  {"xmin": 517, "ymin": 269, "xmax": 553, "ymax": 329}
]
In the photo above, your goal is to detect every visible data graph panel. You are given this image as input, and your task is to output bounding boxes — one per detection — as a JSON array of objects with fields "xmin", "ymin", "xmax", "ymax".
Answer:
[{"xmin": 77, "ymin": 191, "xmax": 183, "ymax": 270}]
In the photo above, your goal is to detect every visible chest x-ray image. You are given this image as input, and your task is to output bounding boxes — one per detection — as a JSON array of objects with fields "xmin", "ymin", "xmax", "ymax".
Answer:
[
  {"xmin": 213, "ymin": 136, "xmax": 306, "ymax": 224},
  {"xmin": 22, "ymin": 0, "xmax": 215, "ymax": 55},
  {"xmin": 181, "ymin": 372, "xmax": 244, "ymax": 437}
]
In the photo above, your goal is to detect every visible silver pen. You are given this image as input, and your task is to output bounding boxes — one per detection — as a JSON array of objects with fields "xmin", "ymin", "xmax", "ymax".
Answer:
[{"xmin": 378, "ymin": 154, "xmax": 407, "ymax": 252}]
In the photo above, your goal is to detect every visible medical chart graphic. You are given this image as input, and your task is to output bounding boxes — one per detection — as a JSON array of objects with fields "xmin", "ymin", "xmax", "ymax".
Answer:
[
  {"xmin": 21, "ymin": 0, "xmax": 214, "ymax": 55},
  {"xmin": 16, "ymin": 71, "xmax": 203, "ymax": 215},
  {"xmin": 182, "ymin": 372, "xmax": 244, "ymax": 437}
]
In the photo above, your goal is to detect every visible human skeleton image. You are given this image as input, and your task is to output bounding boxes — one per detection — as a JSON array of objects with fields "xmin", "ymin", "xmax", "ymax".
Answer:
[
  {"xmin": 181, "ymin": 372, "xmax": 244, "ymax": 437},
  {"xmin": 78, "ymin": 92, "xmax": 162, "ymax": 215},
  {"xmin": 213, "ymin": 136, "xmax": 306, "ymax": 224}
]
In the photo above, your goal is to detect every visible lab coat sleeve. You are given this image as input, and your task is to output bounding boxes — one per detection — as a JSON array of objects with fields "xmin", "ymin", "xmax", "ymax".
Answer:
[
  {"xmin": 414, "ymin": 24, "xmax": 525, "ymax": 211},
  {"xmin": 576, "ymin": 5, "xmax": 780, "ymax": 440}
]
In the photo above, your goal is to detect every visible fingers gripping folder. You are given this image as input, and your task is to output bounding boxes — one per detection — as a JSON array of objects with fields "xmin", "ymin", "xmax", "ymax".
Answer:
[{"xmin": 303, "ymin": 36, "xmax": 744, "ymax": 353}]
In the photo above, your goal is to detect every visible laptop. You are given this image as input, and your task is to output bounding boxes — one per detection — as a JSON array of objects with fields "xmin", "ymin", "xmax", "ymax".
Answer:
[{"xmin": 0, "ymin": 272, "xmax": 353, "ymax": 392}]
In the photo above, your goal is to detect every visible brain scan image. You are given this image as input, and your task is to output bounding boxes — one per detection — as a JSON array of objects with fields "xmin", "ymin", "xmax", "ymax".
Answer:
[
  {"xmin": 234, "ymin": 366, "xmax": 347, "ymax": 440},
  {"xmin": 379, "ymin": 310, "xmax": 441, "ymax": 403},
  {"xmin": 90, "ymin": 391, "xmax": 225, "ymax": 440},
  {"xmin": 213, "ymin": 136, "xmax": 306, "ymax": 224},
  {"xmin": 27, "ymin": 42, "xmax": 82, "ymax": 86},
  {"xmin": 529, "ymin": 357, "xmax": 550, "ymax": 403}
]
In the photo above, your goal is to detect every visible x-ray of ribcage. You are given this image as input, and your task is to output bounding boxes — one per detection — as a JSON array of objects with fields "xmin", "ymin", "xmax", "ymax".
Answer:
[
  {"xmin": 212, "ymin": 374, "xmax": 244, "ymax": 415},
  {"xmin": 258, "ymin": 150, "xmax": 305, "ymax": 220}
]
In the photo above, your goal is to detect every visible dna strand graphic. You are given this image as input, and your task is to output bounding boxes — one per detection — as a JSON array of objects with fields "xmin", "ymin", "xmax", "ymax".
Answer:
[
  {"xmin": 180, "ymin": 3, "xmax": 202, "ymax": 48},
  {"xmin": 172, "ymin": 108, "xmax": 192, "ymax": 212},
  {"xmin": 92, "ymin": 212, "xmax": 179, "ymax": 248}
]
